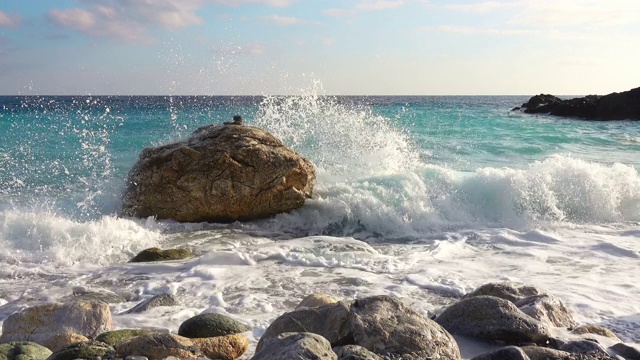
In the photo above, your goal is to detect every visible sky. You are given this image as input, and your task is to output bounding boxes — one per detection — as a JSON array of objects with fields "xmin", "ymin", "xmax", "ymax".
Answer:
[{"xmin": 0, "ymin": 0, "xmax": 639, "ymax": 95}]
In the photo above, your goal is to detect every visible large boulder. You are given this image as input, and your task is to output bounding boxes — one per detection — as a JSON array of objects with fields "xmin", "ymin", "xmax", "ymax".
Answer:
[
  {"xmin": 190, "ymin": 334, "xmax": 248, "ymax": 360},
  {"xmin": 121, "ymin": 124, "xmax": 315, "ymax": 222},
  {"xmin": 435, "ymin": 296, "xmax": 549, "ymax": 344},
  {"xmin": 115, "ymin": 333, "xmax": 200, "ymax": 359},
  {"xmin": 178, "ymin": 313, "xmax": 251, "ymax": 339},
  {"xmin": 0, "ymin": 300, "xmax": 113, "ymax": 345},
  {"xmin": 348, "ymin": 295, "xmax": 461, "ymax": 359},
  {"xmin": 517, "ymin": 87, "xmax": 640, "ymax": 120}
]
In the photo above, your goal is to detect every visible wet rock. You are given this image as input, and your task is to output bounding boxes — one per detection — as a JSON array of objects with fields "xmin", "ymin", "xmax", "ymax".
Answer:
[
  {"xmin": 42, "ymin": 333, "xmax": 90, "ymax": 352},
  {"xmin": 572, "ymin": 325, "xmax": 620, "ymax": 341},
  {"xmin": 518, "ymin": 88, "xmax": 640, "ymax": 120},
  {"xmin": 333, "ymin": 345, "xmax": 382, "ymax": 360},
  {"xmin": 121, "ymin": 124, "xmax": 316, "ymax": 222},
  {"xmin": 349, "ymin": 295, "xmax": 461, "ymax": 359},
  {"xmin": 0, "ymin": 341, "xmax": 52, "ymax": 360},
  {"xmin": 521, "ymin": 346, "xmax": 573, "ymax": 360},
  {"xmin": 122, "ymin": 294, "xmax": 177, "ymax": 314},
  {"xmin": 464, "ymin": 283, "xmax": 544, "ymax": 303},
  {"xmin": 96, "ymin": 330, "xmax": 157, "ymax": 348},
  {"xmin": 46, "ymin": 341, "xmax": 116, "ymax": 360},
  {"xmin": 256, "ymin": 302, "xmax": 352, "ymax": 351},
  {"xmin": 435, "ymin": 295, "xmax": 549, "ymax": 344},
  {"xmin": 252, "ymin": 332, "xmax": 337, "ymax": 360},
  {"xmin": 296, "ymin": 293, "xmax": 340, "ymax": 309},
  {"xmin": 178, "ymin": 313, "xmax": 251, "ymax": 338},
  {"xmin": 561, "ymin": 340, "xmax": 610, "ymax": 356},
  {"xmin": 515, "ymin": 294, "xmax": 576, "ymax": 328},
  {"xmin": 470, "ymin": 346, "xmax": 530, "ymax": 360},
  {"xmin": 115, "ymin": 333, "xmax": 200, "ymax": 360},
  {"xmin": 0, "ymin": 300, "xmax": 113, "ymax": 344},
  {"xmin": 62, "ymin": 288, "xmax": 127, "ymax": 304},
  {"xmin": 130, "ymin": 247, "xmax": 193, "ymax": 262},
  {"xmin": 190, "ymin": 334, "xmax": 248, "ymax": 360},
  {"xmin": 610, "ymin": 343, "xmax": 640, "ymax": 360}
]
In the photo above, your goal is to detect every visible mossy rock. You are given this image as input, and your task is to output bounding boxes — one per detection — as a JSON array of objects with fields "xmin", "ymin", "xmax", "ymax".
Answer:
[
  {"xmin": 130, "ymin": 247, "xmax": 193, "ymax": 262},
  {"xmin": 45, "ymin": 341, "xmax": 115, "ymax": 360},
  {"xmin": 0, "ymin": 341, "xmax": 52, "ymax": 360},
  {"xmin": 95, "ymin": 330, "xmax": 157, "ymax": 348},
  {"xmin": 178, "ymin": 313, "xmax": 251, "ymax": 338}
]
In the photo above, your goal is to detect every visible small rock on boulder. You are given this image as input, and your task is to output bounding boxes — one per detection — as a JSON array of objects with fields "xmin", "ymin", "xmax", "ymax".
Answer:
[
  {"xmin": 252, "ymin": 332, "xmax": 337, "ymax": 360},
  {"xmin": 178, "ymin": 313, "xmax": 251, "ymax": 338},
  {"xmin": 0, "ymin": 341, "xmax": 52, "ymax": 360},
  {"xmin": 435, "ymin": 295, "xmax": 549, "ymax": 344},
  {"xmin": 130, "ymin": 248, "xmax": 193, "ymax": 262},
  {"xmin": 190, "ymin": 334, "xmax": 248, "ymax": 360},
  {"xmin": 0, "ymin": 300, "xmax": 113, "ymax": 345},
  {"xmin": 121, "ymin": 125, "xmax": 316, "ymax": 222}
]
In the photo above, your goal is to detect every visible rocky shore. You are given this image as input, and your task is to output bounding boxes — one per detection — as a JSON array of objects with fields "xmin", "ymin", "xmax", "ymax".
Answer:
[
  {"xmin": 513, "ymin": 87, "xmax": 640, "ymax": 120},
  {"xmin": 1, "ymin": 249, "xmax": 638, "ymax": 360}
]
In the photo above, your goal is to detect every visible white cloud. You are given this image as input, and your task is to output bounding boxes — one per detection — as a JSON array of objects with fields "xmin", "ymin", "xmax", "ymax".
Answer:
[
  {"xmin": 262, "ymin": 14, "xmax": 323, "ymax": 26},
  {"xmin": 0, "ymin": 10, "xmax": 22, "ymax": 28},
  {"xmin": 444, "ymin": 1, "xmax": 514, "ymax": 12},
  {"xmin": 323, "ymin": 0, "xmax": 405, "ymax": 18},
  {"xmin": 436, "ymin": 25, "xmax": 540, "ymax": 36},
  {"xmin": 48, "ymin": 0, "xmax": 294, "ymax": 43}
]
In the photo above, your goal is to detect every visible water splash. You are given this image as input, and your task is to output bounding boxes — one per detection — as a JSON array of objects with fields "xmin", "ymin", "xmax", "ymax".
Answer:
[{"xmin": 254, "ymin": 81, "xmax": 421, "ymax": 179}]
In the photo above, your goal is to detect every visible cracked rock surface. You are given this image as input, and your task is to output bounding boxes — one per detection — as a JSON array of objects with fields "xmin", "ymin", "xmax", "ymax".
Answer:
[{"xmin": 121, "ymin": 124, "xmax": 315, "ymax": 222}]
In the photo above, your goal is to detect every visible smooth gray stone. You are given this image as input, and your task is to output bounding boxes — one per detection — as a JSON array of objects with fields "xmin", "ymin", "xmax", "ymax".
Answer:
[
  {"xmin": 122, "ymin": 294, "xmax": 177, "ymax": 314},
  {"xmin": 435, "ymin": 296, "xmax": 549, "ymax": 344},
  {"xmin": 610, "ymin": 343, "xmax": 640, "ymax": 360},
  {"xmin": 333, "ymin": 345, "xmax": 382, "ymax": 360},
  {"xmin": 561, "ymin": 340, "xmax": 609, "ymax": 356},
  {"xmin": 471, "ymin": 346, "xmax": 530, "ymax": 360},
  {"xmin": 252, "ymin": 332, "xmax": 337, "ymax": 360}
]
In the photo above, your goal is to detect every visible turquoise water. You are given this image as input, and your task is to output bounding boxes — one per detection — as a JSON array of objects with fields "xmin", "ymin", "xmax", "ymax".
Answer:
[{"xmin": 1, "ymin": 95, "xmax": 639, "ymax": 229}]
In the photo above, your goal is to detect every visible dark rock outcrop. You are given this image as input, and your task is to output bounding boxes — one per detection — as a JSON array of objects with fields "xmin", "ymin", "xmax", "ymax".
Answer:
[
  {"xmin": 129, "ymin": 247, "xmax": 193, "ymax": 262},
  {"xmin": 121, "ymin": 124, "xmax": 315, "ymax": 222},
  {"xmin": 517, "ymin": 87, "xmax": 640, "ymax": 120}
]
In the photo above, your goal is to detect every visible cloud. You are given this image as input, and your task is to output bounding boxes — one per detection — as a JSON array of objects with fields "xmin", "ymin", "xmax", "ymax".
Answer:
[
  {"xmin": 262, "ymin": 14, "xmax": 323, "ymax": 25},
  {"xmin": 324, "ymin": 0, "xmax": 405, "ymax": 17},
  {"xmin": 435, "ymin": 25, "xmax": 540, "ymax": 36},
  {"xmin": 444, "ymin": 1, "xmax": 514, "ymax": 12},
  {"xmin": 48, "ymin": 0, "xmax": 294, "ymax": 43},
  {"xmin": 0, "ymin": 10, "xmax": 22, "ymax": 28}
]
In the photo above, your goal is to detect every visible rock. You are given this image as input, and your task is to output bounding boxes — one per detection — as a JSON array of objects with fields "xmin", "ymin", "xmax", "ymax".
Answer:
[
  {"xmin": 121, "ymin": 124, "xmax": 316, "ymax": 222},
  {"xmin": 95, "ymin": 330, "xmax": 157, "ymax": 348},
  {"xmin": 435, "ymin": 295, "xmax": 549, "ymax": 344},
  {"xmin": 0, "ymin": 341, "xmax": 52, "ymax": 360},
  {"xmin": 521, "ymin": 346, "xmax": 573, "ymax": 360},
  {"xmin": 518, "ymin": 87, "xmax": 640, "ymax": 120},
  {"xmin": 190, "ymin": 334, "xmax": 248, "ymax": 360},
  {"xmin": 0, "ymin": 300, "xmax": 113, "ymax": 345},
  {"xmin": 515, "ymin": 294, "xmax": 576, "ymax": 328},
  {"xmin": 572, "ymin": 325, "xmax": 620, "ymax": 341},
  {"xmin": 256, "ymin": 302, "xmax": 352, "ymax": 351},
  {"xmin": 130, "ymin": 248, "xmax": 193, "ymax": 262},
  {"xmin": 178, "ymin": 313, "xmax": 251, "ymax": 338},
  {"xmin": 561, "ymin": 340, "xmax": 610, "ymax": 356},
  {"xmin": 252, "ymin": 332, "xmax": 337, "ymax": 360},
  {"xmin": 62, "ymin": 288, "xmax": 127, "ymax": 304},
  {"xmin": 333, "ymin": 345, "xmax": 382, "ymax": 360},
  {"xmin": 610, "ymin": 343, "xmax": 640, "ymax": 360},
  {"xmin": 124, "ymin": 356, "xmax": 149, "ymax": 360},
  {"xmin": 348, "ymin": 295, "xmax": 461, "ymax": 359},
  {"xmin": 46, "ymin": 341, "xmax": 116, "ymax": 360},
  {"xmin": 115, "ymin": 333, "xmax": 200, "ymax": 360},
  {"xmin": 470, "ymin": 346, "xmax": 530, "ymax": 360},
  {"xmin": 296, "ymin": 293, "xmax": 340, "ymax": 309},
  {"xmin": 464, "ymin": 283, "xmax": 544, "ymax": 303},
  {"xmin": 122, "ymin": 294, "xmax": 178, "ymax": 314},
  {"xmin": 42, "ymin": 333, "xmax": 90, "ymax": 352}
]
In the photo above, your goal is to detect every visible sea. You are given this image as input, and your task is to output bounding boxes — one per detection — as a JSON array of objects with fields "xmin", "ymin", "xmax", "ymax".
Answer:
[{"xmin": 1, "ymin": 92, "xmax": 639, "ymax": 356}]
